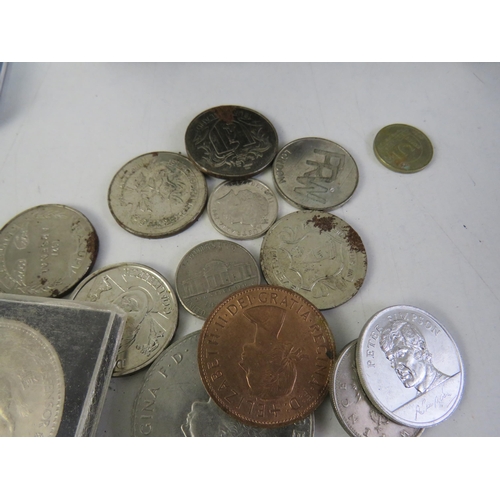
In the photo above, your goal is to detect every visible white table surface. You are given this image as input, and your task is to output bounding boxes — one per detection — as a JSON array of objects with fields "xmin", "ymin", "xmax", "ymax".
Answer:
[{"xmin": 1, "ymin": 62, "xmax": 499, "ymax": 438}]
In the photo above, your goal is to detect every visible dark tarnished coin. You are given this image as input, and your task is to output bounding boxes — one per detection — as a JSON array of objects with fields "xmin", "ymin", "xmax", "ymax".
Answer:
[
  {"xmin": 185, "ymin": 105, "xmax": 279, "ymax": 179},
  {"xmin": 175, "ymin": 240, "xmax": 261, "ymax": 319},
  {"xmin": 373, "ymin": 124, "xmax": 433, "ymax": 173},
  {"xmin": 108, "ymin": 151, "xmax": 208, "ymax": 238},
  {"xmin": 0, "ymin": 318, "xmax": 65, "ymax": 437},
  {"xmin": 260, "ymin": 211, "xmax": 367, "ymax": 310},
  {"xmin": 133, "ymin": 331, "xmax": 314, "ymax": 437},
  {"xmin": 330, "ymin": 340, "xmax": 423, "ymax": 437},
  {"xmin": 71, "ymin": 263, "xmax": 178, "ymax": 376},
  {"xmin": 207, "ymin": 178, "xmax": 278, "ymax": 240},
  {"xmin": 0, "ymin": 204, "xmax": 98, "ymax": 297},
  {"xmin": 198, "ymin": 285, "xmax": 335, "ymax": 428},
  {"xmin": 356, "ymin": 305, "xmax": 464, "ymax": 428},
  {"xmin": 273, "ymin": 137, "xmax": 359, "ymax": 211}
]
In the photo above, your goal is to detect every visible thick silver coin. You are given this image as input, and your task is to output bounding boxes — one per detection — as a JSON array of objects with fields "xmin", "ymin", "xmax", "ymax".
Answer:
[
  {"xmin": 108, "ymin": 151, "xmax": 208, "ymax": 238},
  {"xmin": 356, "ymin": 305, "xmax": 465, "ymax": 428},
  {"xmin": 273, "ymin": 137, "xmax": 359, "ymax": 211},
  {"xmin": 175, "ymin": 240, "xmax": 261, "ymax": 319},
  {"xmin": 185, "ymin": 105, "xmax": 279, "ymax": 179},
  {"xmin": 260, "ymin": 211, "xmax": 367, "ymax": 310},
  {"xmin": 207, "ymin": 178, "xmax": 278, "ymax": 240},
  {"xmin": 133, "ymin": 331, "xmax": 314, "ymax": 437},
  {"xmin": 0, "ymin": 204, "xmax": 98, "ymax": 297},
  {"xmin": 71, "ymin": 263, "xmax": 178, "ymax": 376},
  {"xmin": 0, "ymin": 318, "xmax": 65, "ymax": 436},
  {"xmin": 330, "ymin": 340, "xmax": 423, "ymax": 437}
]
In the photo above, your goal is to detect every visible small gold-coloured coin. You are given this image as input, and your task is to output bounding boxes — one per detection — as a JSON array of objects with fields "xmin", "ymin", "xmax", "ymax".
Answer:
[{"xmin": 373, "ymin": 124, "xmax": 433, "ymax": 173}]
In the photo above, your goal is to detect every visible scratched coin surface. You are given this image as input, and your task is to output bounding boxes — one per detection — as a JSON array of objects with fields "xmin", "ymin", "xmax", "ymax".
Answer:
[
  {"xmin": 260, "ymin": 210, "xmax": 367, "ymax": 310},
  {"xmin": 108, "ymin": 151, "xmax": 208, "ymax": 238},
  {"xmin": 330, "ymin": 340, "xmax": 423, "ymax": 437},
  {"xmin": 356, "ymin": 305, "xmax": 464, "ymax": 428},
  {"xmin": 273, "ymin": 137, "xmax": 359, "ymax": 211},
  {"xmin": 373, "ymin": 124, "xmax": 433, "ymax": 173},
  {"xmin": 0, "ymin": 318, "xmax": 65, "ymax": 437},
  {"xmin": 208, "ymin": 178, "xmax": 278, "ymax": 240},
  {"xmin": 198, "ymin": 285, "xmax": 335, "ymax": 428},
  {"xmin": 133, "ymin": 331, "xmax": 314, "ymax": 437},
  {"xmin": 0, "ymin": 204, "xmax": 98, "ymax": 297},
  {"xmin": 71, "ymin": 263, "xmax": 178, "ymax": 376},
  {"xmin": 175, "ymin": 240, "xmax": 261, "ymax": 319},
  {"xmin": 185, "ymin": 105, "xmax": 279, "ymax": 179}
]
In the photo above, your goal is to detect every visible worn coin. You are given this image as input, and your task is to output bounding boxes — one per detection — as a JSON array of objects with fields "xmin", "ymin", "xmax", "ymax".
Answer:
[
  {"xmin": 108, "ymin": 151, "xmax": 208, "ymax": 238},
  {"xmin": 0, "ymin": 318, "xmax": 65, "ymax": 437},
  {"xmin": 175, "ymin": 240, "xmax": 261, "ymax": 319},
  {"xmin": 260, "ymin": 211, "xmax": 367, "ymax": 310},
  {"xmin": 0, "ymin": 204, "xmax": 98, "ymax": 297},
  {"xmin": 273, "ymin": 137, "xmax": 359, "ymax": 211},
  {"xmin": 356, "ymin": 305, "xmax": 464, "ymax": 428},
  {"xmin": 185, "ymin": 105, "xmax": 279, "ymax": 179},
  {"xmin": 133, "ymin": 331, "xmax": 314, "ymax": 437},
  {"xmin": 330, "ymin": 340, "xmax": 423, "ymax": 437},
  {"xmin": 71, "ymin": 263, "xmax": 178, "ymax": 376},
  {"xmin": 207, "ymin": 178, "xmax": 278, "ymax": 240},
  {"xmin": 373, "ymin": 123, "xmax": 433, "ymax": 173},
  {"xmin": 198, "ymin": 285, "xmax": 335, "ymax": 428}
]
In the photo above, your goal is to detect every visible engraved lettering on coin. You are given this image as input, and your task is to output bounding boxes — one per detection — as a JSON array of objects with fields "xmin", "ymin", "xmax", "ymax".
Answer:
[
  {"xmin": 273, "ymin": 137, "xmax": 359, "ymax": 210},
  {"xmin": 208, "ymin": 179, "xmax": 278, "ymax": 239},
  {"xmin": 0, "ymin": 318, "xmax": 65, "ymax": 437},
  {"xmin": 373, "ymin": 124, "xmax": 433, "ymax": 173},
  {"xmin": 0, "ymin": 204, "xmax": 98, "ymax": 297},
  {"xmin": 108, "ymin": 152, "xmax": 207, "ymax": 238},
  {"xmin": 132, "ymin": 331, "xmax": 313, "ymax": 437},
  {"xmin": 330, "ymin": 341, "xmax": 423, "ymax": 437},
  {"xmin": 260, "ymin": 211, "xmax": 367, "ymax": 309},
  {"xmin": 185, "ymin": 105, "xmax": 279, "ymax": 179},
  {"xmin": 71, "ymin": 263, "xmax": 178, "ymax": 376},
  {"xmin": 356, "ymin": 305, "xmax": 464, "ymax": 428}
]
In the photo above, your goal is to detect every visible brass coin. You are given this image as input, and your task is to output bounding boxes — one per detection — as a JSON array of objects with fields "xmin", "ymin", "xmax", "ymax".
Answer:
[
  {"xmin": 198, "ymin": 285, "xmax": 335, "ymax": 428},
  {"xmin": 373, "ymin": 124, "xmax": 433, "ymax": 173}
]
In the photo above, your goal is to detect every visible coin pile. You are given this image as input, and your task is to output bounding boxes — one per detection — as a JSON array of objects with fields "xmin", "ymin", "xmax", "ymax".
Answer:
[{"xmin": 0, "ymin": 102, "xmax": 459, "ymax": 437}]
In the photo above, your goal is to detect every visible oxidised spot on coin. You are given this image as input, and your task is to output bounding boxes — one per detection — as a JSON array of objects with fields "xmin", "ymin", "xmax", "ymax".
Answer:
[
  {"xmin": 307, "ymin": 214, "xmax": 337, "ymax": 233},
  {"xmin": 346, "ymin": 225, "xmax": 365, "ymax": 253},
  {"xmin": 85, "ymin": 231, "xmax": 98, "ymax": 254},
  {"xmin": 215, "ymin": 105, "xmax": 236, "ymax": 123}
]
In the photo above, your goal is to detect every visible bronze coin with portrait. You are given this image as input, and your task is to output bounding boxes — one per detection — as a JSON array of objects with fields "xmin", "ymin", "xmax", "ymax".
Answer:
[{"xmin": 198, "ymin": 285, "xmax": 335, "ymax": 428}]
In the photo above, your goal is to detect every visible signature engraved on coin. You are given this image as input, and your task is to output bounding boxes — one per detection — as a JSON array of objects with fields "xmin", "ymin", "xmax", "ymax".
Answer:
[
  {"xmin": 108, "ymin": 152, "xmax": 207, "ymax": 238},
  {"xmin": 71, "ymin": 263, "xmax": 178, "ymax": 376},
  {"xmin": 0, "ymin": 318, "xmax": 65, "ymax": 437}
]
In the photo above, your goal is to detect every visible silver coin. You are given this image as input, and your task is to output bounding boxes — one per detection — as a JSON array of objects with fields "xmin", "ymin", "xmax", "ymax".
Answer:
[
  {"xmin": 330, "ymin": 340, "xmax": 423, "ymax": 437},
  {"xmin": 356, "ymin": 305, "xmax": 465, "ymax": 428},
  {"xmin": 133, "ymin": 331, "xmax": 314, "ymax": 437},
  {"xmin": 260, "ymin": 211, "xmax": 367, "ymax": 310},
  {"xmin": 108, "ymin": 151, "xmax": 208, "ymax": 238},
  {"xmin": 0, "ymin": 318, "xmax": 65, "ymax": 437},
  {"xmin": 71, "ymin": 263, "xmax": 178, "ymax": 376},
  {"xmin": 185, "ymin": 105, "xmax": 279, "ymax": 179},
  {"xmin": 175, "ymin": 240, "xmax": 261, "ymax": 319},
  {"xmin": 0, "ymin": 204, "xmax": 98, "ymax": 297},
  {"xmin": 207, "ymin": 178, "xmax": 278, "ymax": 240},
  {"xmin": 273, "ymin": 137, "xmax": 359, "ymax": 211}
]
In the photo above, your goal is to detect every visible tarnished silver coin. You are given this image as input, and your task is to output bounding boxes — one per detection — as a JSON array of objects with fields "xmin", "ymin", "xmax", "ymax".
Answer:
[
  {"xmin": 260, "ymin": 211, "xmax": 367, "ymax": 310},
  {"xmin": 273, "ymin": 137, "xmax": 359, "ymax": 211},
  {"xmin": 185, "ymin": 105, "xmax": 279, "ymax": 179},
  {"xmin": 356, "ymin": 305, "xmax": 464, "ymax": 428},
  {"xmin": 331, "ymin": 340, "xmax": 423, "ymax": 437},
  {"xmin": 0, "ymin": 204, "xmax": 98, "ymax": 297},
  {"xmin": 71, "ymin": 263, "xmax": 178, "ymax": 376},
  {"xmin": 0, "ymin": 318, "xmax": 65, "ymax": 437},
  {"xmin": 108, "ymin": 151, "xmax": 208, "ymax": 238},
  {"xmin": 176, "ymin": 240, "xmax": 261, "ymax": 319},
  {"xmin": 207, "ymin": 178, "xmax": 278, "ymax": 240},
  {"xmin": 133, "ymin": 331, "xmax": 314, "ymax": 437}
]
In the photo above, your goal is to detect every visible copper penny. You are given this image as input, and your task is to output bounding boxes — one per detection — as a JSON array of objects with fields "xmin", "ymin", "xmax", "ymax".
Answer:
[{"xmin": 198, "ymin": 285, "xmax": 335, "ymax": 428}]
